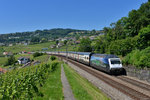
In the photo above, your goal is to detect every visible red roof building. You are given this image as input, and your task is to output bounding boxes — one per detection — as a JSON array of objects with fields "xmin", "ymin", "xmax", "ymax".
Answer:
[{"xmin": 0, "ymin": 68, "xmax": 7, "ymax": 74}]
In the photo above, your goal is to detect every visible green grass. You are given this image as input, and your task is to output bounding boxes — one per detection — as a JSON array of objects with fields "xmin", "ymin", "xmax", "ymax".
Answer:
[
  {"xmin": 2, "ymin": 41, "xmax": 55, "ymax": 53},
  {"xmin": 0, "ymin": 57, "xmax": 7, "ymax": 66},
  {"xmin": 50, "ymin": 44, "xmax": 79, "ymax": 52},
  {"xmin": 63, "ymin": 64, "xmax": 110, "ymax": 100},
  {"xmin": 34, "ymin": 62, "xmax": 64, "ymax": 100},
  {"xmin": 15, "ymin": 54, "xmax": 33, "ymax": 59},
  {"xmin": 34, "ymin": 55, "xmax": 49, "ymax": 63}
]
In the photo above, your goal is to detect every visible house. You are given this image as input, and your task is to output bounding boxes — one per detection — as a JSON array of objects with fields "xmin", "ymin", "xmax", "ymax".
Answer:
[
  {"xmin": 69, "ymin": 37, "xmax": 76, "ymax": 41},
  {"xmin": 27, "ymin": 52, "xmax": 31, "ymax": 54},
  {"xmin": 58, "ymin": 43, "xmax": 64, "ymax": 46},
  {"xmin": 57, "ymin": 43, "xmax": 64, "ymax": 48},
  {"xmin": 99, "ymin": 33, "xmax": 105, "ymax": 36},
  {"xmin": 18, "ymin": 57, "xmax": 30, "ymax": 64},
  {"xmin": 0, "ymin": 68, "xmax": 7, "ymax": 74},
  {"xmin": 24, "ymin": 43, "xmax": 28, "ymax": 46},
  {"xmin": 50, "ymin": 45, "xmax": 56, "ymax": 49},
  {"xmin": 9, "ymin": 44, "xmax": 13, "ymax": 46},
  {"xmin": 3, "ymin": 52, "xmax": 8, "ymax": 55},
  {"xmin": 61, "ymin": 38, "xmax": 67, "ymax": 41},
  {"xmin": 3, "ymin": 52, "xmax": 13, "ymax": 57},
  {"xmin": 22, "ymin": 51, "xmax": 27, "ymax": 54},
  {"xmin": 75, "ymin": 41, "xmax": 80, "ymax": 44},
  {"xmin": 89, "ymin": 36, "xmax": 96, "ymax": 40}
]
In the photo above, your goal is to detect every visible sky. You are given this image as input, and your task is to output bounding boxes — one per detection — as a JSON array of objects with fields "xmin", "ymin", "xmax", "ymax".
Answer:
[{"xmin": 0, "ymin": 0, "xmax": 148, "ymax": 34}]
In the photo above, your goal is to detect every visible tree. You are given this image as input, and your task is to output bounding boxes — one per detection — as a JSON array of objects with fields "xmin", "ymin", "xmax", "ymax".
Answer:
[
  {"xmin": 108, "ymin": 36, "xmax": 138, "ymax": 56},
  {"xmin": 5, "ymin": 55, "xmax": 16, "ymax": 66},
  {"xmin": 78, "ymin": 38, "xmax": 92, "ymax": 52},
  {"xmin": 91, "ymin": 29, "xmax": 96, "ymax": 34},
  {"xmin": 64, "ymin": 40, "xmax": 68, "ymax": 45},
  {"xmin": 33, "ymin": 52, "xmax": 43, "ymax": 57},
  {"xmin": 31, "ymin": 37, "xmax": 40, "ymax": 43},
  {"xmin": 40, "ymin": 38, "xmax": 47, "ymax": 43},
  {"xmin": 50, "ymin": 56, "xmax": 56, "ymax": 61},
  {"xmin": 56, "ymin": 40, "xmax": 59, "ymax": 45},
  {"xmin": 137, "ymin": 25, "xmax": 150, "ymax": 49},
  {"xmin": 125, "ymin": 2, "xmax": 150, "ymax": 37},
  {"xmin": 75, "ymin": 35, "xmax": 80, "ymax": 40},
  {"xmin": 91, "ymin": 36, "xmax": 107, "ymax": 53}
]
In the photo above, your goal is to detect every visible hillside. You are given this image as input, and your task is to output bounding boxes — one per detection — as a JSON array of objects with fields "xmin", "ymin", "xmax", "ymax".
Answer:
[{"xmin": 0, "ymin": 28, "xmax": 102, "ymax": 44}]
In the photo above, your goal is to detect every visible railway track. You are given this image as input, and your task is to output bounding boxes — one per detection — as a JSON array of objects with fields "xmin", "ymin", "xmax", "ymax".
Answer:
[
  {"xmin": 58, "ymin": 56, "xmax": 150, "ymax": 100},
  {"xmin": 117, "ymin": 76, "xmax": 150, "ymax": 92}
]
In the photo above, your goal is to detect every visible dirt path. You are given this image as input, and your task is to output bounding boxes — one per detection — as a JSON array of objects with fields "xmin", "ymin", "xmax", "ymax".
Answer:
[{"xmin": 61, "ymin": 64, "xmax": 76, "ymax": 100}]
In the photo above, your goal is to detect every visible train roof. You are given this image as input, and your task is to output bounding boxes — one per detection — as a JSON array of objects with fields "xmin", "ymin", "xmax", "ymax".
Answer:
[
  {"xmin": 76, "ymin": 52, "xmax": 91, "ymax": 55},
  {"xmin": 91, "ymin": 53, "xmax": 119, "ymax": 58},
  {"xmin": 50, "ymin": 51, "xmax": 91, "ymax": 54},
  {"xmin": 68, "ymin": 51, "xmax": 76, "ymax": 54}
]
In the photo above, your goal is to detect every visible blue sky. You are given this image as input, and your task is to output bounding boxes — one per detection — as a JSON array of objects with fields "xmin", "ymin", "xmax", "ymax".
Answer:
[{"xmin": 0, "ymin": 0, "xmax": 148, "ymax": 34}]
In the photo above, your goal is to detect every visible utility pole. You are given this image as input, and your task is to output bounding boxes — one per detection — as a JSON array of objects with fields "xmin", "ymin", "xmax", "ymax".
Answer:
[
  {"xmin": 74, "ymin": 41, "xmax": 76, "ymax": 52},
  {"xmin": 66, "ymin": 42, "xmax": 68, "ymax": 62}
]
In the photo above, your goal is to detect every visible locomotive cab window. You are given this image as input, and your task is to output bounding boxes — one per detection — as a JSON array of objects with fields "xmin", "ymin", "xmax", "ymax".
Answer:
[{"xmin": 111, "ymin": 60, "xmax": 121, "ymax": 64}]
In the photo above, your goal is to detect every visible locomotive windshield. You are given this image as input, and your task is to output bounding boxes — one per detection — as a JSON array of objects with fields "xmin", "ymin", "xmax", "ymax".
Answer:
[{"xmin": 111, "ymin": 60, "xmax": 121, "ymax": 64}]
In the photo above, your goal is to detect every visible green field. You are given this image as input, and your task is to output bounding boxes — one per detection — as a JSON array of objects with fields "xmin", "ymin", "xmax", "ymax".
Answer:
[{"xmin": 1, "ymin": 41, "xmax": 55, "ymax": 54}]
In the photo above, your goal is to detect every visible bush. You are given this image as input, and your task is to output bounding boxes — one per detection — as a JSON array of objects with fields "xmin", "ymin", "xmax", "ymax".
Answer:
[
  {"xmin": 51, "ymin": 61, "xmax": 59, "ymax": 71},
  {"xmin": 108, "ymin": 36, "xmax": 138, "ymax": 56},
  {"xmin": 137, "ymin": 25, "xmax": 150, "ymax": 49},
  {"xmin": 123, "ymin": 47, "xmax": 150, "ymax": 68},
  {"xmin": 78, "ymin": 38, "xmax": 92, "ymax": 52},
  {"xmin": 33, "ymin": 52, "xmax": 43, "ymax": 57},
  {"xmin": 5, "ymin": 55, "xmax": 16, "ymax": 66},
  {"xmin": 50, "ymin": 56, "xmax": 56, "ymax": 61}
]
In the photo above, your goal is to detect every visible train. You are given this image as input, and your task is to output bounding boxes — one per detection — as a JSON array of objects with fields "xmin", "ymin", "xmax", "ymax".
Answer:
[{"xmin": 47, "ymin": 51, "xmax": 126, "ymax": 75}]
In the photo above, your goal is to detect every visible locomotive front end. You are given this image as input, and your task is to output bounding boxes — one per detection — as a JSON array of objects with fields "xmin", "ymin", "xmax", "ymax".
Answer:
[{"xmin": 108, "ymin": 58, "xmax": 125, "ymax": 75}]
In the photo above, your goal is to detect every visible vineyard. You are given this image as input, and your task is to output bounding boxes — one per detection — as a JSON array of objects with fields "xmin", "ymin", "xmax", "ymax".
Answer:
[{"xmin": 0, "ymin": 60, "xmax": 59, "ymax": 99}]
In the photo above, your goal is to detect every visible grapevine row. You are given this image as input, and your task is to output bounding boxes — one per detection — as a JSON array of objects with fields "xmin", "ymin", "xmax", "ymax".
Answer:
[{"xmin": 0, "ymin": 61, "xmax": 59, "ymax": 99}]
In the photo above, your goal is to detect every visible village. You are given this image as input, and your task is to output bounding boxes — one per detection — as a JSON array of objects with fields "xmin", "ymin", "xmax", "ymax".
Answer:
[{"xmin": 0, "ymin": 34, "xmax": 103, "ymax": 74}]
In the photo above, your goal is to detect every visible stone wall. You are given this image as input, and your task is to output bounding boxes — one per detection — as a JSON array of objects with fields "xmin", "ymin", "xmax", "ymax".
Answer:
[{"xmin": 124, "ymin": 66, "xmax": 150, "ymax": 83}]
